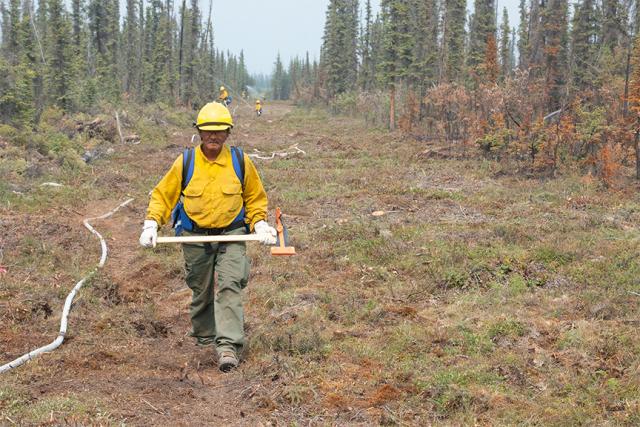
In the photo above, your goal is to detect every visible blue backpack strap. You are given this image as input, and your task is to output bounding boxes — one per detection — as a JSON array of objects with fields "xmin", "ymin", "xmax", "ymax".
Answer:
[
  {"xmin": 230, "ymin": 146, "xmax": 245, "ymax": 188},
  {"xmin": 182, "ymin": 148, "xmax": 195, "ymax": 193},
  {"xmin": 230, "ymin": 146, "xmax": 246, "ymax": 224},
  {"xmin": 172, "ymin": 148, "xmax": 195, "ymax": 234}
]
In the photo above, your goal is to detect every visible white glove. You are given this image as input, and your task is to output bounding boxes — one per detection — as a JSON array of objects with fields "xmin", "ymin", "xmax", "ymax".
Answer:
[
  {"xmin": 139, "ymin": 220, "xmax": 158, "ymax": 248},
  {"xmin": 254, "ymin": 220, "xmax": 277, "ymax": 245}
]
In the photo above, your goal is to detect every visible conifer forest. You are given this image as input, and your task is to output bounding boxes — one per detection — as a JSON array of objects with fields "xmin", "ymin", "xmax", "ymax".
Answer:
[
  {"xmin": 3, "ymin": 0, "xmax": 640, "ymax": 182},
  {"xmin": 2, "ymin": 0, "xmax": 640, "ymax": 425},
  {"xmin": 0, "ymin": 0, "xmax": 251, "ymax": 121}
]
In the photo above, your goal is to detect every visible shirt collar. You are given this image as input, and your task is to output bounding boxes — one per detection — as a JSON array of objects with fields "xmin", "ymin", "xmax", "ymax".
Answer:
[{"xmin": 197, "ymin": 144, "xmax": 230, "ymax": 166}]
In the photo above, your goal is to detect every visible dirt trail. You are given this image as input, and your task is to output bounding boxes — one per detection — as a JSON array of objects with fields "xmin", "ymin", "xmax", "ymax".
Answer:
[{"xmin": 1, "ymin": 102, "xmax": 300, "ymax": 425}]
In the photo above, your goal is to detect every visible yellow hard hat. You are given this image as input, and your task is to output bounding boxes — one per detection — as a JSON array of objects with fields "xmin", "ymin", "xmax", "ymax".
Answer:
[
  {"xmin": 220, "ymin": 86, "xmax": 225, "ymax": 91},
  {"xmin": 256, "ymin": 100, "xmax": 261, "ymax": 103},
  {"xmin": 195, "ymin": 102, "xmax": 233, "ymax": 131}
]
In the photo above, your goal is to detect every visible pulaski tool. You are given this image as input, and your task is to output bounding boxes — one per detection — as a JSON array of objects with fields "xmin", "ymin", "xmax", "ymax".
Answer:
[
  {"xmin": 156, "ymin": 208, "xmax": 296, "ymax": 257},
  {"xmin": 270, "ymin": 207, "xmax": 296, "ymax": 256}
]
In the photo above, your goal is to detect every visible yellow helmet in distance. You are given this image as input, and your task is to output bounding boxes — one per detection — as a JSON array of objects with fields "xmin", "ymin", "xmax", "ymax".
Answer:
[
  {"xmin": 220, "ymin": 86, "xmax": 225, "ymax": 91},
  {"xmin": 194, "ymin": 102, "xmax": 234, "ymax": 131}
]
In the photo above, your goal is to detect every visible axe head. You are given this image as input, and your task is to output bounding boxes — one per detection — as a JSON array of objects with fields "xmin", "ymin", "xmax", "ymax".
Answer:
[
  {"xmin": 270, "ymin": 208, "xmax": 296, "ymax": 256},
  {"xmin": 277, "ymin": 216, "xmax": 290, "ymax": 247}
]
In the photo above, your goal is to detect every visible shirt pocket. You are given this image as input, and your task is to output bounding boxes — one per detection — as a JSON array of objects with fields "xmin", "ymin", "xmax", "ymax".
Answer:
[
  {"xmin": 183, "ymin": 185, "xmax": 205, "ymax": 214},
  {"xmin": 221, "ymin": 183, "xmax": 243, "ymax": 212}
]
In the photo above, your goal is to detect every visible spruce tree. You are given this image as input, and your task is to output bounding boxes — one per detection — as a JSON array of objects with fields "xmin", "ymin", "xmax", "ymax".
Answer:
[
  {"xmin": 69, "ymin": 0, "xmax": 89, "ymax": 108},
  {"xmin": 467, "ymin": 0, "xmax": 497, "ymax": 73},
  {"xmin": 628, "ymin": 34, "xmax": 640, "ymax": 177},
  {"xmin": 344, "ymin": 0, "xmax": 359, "ymax": 92},
  {"xmin": 88, "ymin": 0, "xmax": 120, "ymax": 101},
  {"xmin": 601, "ymin": 0, "xmax": 622, "ymax": 50},
  {"xmin": 237, "ymin": 50, "xmax": 248, "ymax": 94},
  {"xmin": 408, "ymin": 0, "xmax": 438, "ymax": 89},
  {"xmin": 510, "ymin": 27, "xmax": 517, "ymax": 72},
  {"xmin": 499, "ymin": 7, "xmax": 511, "ymax": 79},
  {"xmin": 441, "ymin": 0, "xmax": 466, "ymax": 82},
  {"xmin": 527, "ymin": 0, "xmax": 545, "ymax": 72},
  {"xmin": 0, "ymin": 0, "xmax": 37, "ymax": 125},
  {"xmin": 139, "ymin": 0, "xmax": 176, "ymax": 102},
  {"xmin": 6, "ymin": 0, "xmax": 19, "ymax": 64},
  {"xmin": 0, "ymin": 55, "xmax": 18, "ymax": 123},
  {"xmin": 123, "ymin": 0, "xmax": 139, "ymax": 95},
  {"xmin": 36, "ymin": 0, "xmax": 47, "ymax": 57},
  {"xmin": 358, "ymin": 0, "xmax": 374, "ymax": 91},
  {"xmin": 46, "ymin": 0, "xmax": 73, "ymax": 110},
  {"xmin": 543, "ymin": 0, "xmax": 569, "ymax": 111},
  {"xmin": 19, "ymin": 0, "xmax": 38, "ymax": 123},
  {"xmin": 71, "ymin": 0, "xmax": 82, "ymax": 47},
  {"xmin": 303, "ymin": 51, "xmax": 312, "ymax": 86},
  {"xmin": 272, "ymin": 52, "xmax": 284, "ymax": 100},
  {"xmin": 321, "ymin": 0, "xmax": 359, "ymax": 97},
  {"xmin": 289, "ymin": 56, "xmax": 300, "ymax": 98},
  {"xmin": 195, "ymin": 0, "xmax": 214, "ymax": 107},
  {"xmin": 178, "ymin": 0, "xmax": 199, "ymax": 106},
  {"xmin": 378, "ymin": 0, "xmax": 414, "ymax": 128},
  {"xmin": 483, "ymin": 33, "xmax": 499, "ymax": 83},
  {"xmin": 517, "ymin": 0, "xmax": 529, "ymax": 69},
  {"xmin": 0, "ymin": 1, "xmax": 7, "ymax": 53},
  {"xmin": 188, "ymin": 0, "xmax": 200, "ymax": 100},
  {"xmin": 634, "ymin": 0, "xmax": 640, "ymax": 36},
  {"xmin": 177, "ymin": 0, "xmax": 186, "ymax": 98},
  {"xmin": 570, "ymin": 0, "xmax": 598, "ymax": 91},
  {"xmin": 141, "ymin": 1, "xmax": 166, "ymax": 102}
]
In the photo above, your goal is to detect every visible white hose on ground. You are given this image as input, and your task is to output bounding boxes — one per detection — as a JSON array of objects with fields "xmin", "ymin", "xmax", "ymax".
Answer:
[
  {"xmin": 247, "ymin": 144, "xmax": 307, "ymax": 160},
  {"xmin": 0, "ymin": 198, "xmax": 134, "ymax": 374}
]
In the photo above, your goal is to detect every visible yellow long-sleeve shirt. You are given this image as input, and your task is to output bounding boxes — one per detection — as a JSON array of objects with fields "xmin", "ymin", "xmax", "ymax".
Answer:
[{"xmin": 146, "ymin": 145, "xmax": 268, "ymax": 231}]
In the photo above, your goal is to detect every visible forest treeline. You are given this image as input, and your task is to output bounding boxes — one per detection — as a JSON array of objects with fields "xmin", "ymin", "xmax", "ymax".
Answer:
[
  {"xmin": 4, "ymin": 0, "xmax": 640, "ymax": 183},
  {"xmin": 270, "ymin": 0, "xmax": 640, "ymax": 183},
  {"xmin": 0, "ymin": 0, "xmax": 252, "ymax": 126}
]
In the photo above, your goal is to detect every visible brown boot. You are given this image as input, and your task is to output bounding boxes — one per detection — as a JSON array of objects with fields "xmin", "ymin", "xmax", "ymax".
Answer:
[{"xmin": 218, "ymin": 351, "xmax": 238, "ymax": 372}]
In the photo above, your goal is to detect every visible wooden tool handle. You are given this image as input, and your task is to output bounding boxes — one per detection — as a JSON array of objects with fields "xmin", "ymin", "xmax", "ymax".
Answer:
[
  {"xmin": 157, "ymin": 235, "xmax": 263, "ymax": 244},
  {"xmin": 274, "ymin": 207, "xmax": 285, "ymax": 247}
]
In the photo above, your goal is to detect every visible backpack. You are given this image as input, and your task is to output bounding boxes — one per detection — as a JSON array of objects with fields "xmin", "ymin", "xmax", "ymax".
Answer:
[{"xmin": 171, "ymin": 146, "xmax": 245, "ymax": 236}]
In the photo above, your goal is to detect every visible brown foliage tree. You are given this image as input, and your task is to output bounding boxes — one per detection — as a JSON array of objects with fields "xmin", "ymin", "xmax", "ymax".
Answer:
[{"xmin": 483, "ymin": 34, "xmax": 499, "ymax": 84}]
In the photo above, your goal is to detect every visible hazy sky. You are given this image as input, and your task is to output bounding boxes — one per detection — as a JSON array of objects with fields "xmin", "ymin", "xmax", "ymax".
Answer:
[
  {"xmin": 204, "ymin": 0, "xmax": 367, "ymax": 75},
  {"xmin": 203, "ymin": 0, "xmax": 520, "ymax": 75}
]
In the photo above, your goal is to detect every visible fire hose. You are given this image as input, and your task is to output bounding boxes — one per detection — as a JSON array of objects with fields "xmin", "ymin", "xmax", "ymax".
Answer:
[{"xmin": 0, "ymin": 198, "xmax": 134, "ymax": 374}]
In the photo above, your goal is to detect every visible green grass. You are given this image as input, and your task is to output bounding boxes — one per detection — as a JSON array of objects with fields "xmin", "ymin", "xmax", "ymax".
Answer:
[
  {"xmin": 486, "ymin": 319, "xmax": 526, "ymax": 341},
  {"xmin": 0, "ymin": 386, "xmax": 114, "ymax": 424}
]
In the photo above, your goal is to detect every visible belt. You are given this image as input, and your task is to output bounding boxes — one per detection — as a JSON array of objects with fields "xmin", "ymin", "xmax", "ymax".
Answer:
[{"xmin": 191, "ymin": 219, "xmax": 247, "ymax": 235}]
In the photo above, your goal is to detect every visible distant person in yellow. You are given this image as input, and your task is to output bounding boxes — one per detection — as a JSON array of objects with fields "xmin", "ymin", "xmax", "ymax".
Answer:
[
  {"xmin": 139, "ymin": 102, "xmax": 276, "ymax": 372},
  {"xmin": 255, "ymin": 99, "xmax": 262, "ymax": 116},
  {"xmin": 218, "ymin": 86, "xmax": 231, "ymax": 106}
]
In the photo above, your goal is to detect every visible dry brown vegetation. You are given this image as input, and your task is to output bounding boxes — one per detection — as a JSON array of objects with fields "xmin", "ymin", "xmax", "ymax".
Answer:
[{"xmin": 1, "ymin": 102, "xmax": 640, "ymax": 425}]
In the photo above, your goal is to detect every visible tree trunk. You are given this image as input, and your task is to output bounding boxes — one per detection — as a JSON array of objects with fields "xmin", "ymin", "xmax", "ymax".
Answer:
[
  {"xmin": 389, "ymin": 84, "xmax": 396, "ymax": 130},
  {"xmin": 552, "ymin": 121, "xmax": 560, "ymax": 177},
  {"xmin": 623, "ymin": 50, "xmax": 631, "ymax": 118},
  {"xmin": 177, "ymin": 0, "xmax": 186, "ymax": 102},
  {"xmin": 635, "ymin": 128, "xmax": 640, "ymax": 179}
]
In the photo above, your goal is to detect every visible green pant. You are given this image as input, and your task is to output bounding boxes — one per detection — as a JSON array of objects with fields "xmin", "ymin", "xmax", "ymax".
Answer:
[{"xmin": 182, "ymin": 227, "xmax": 250, "ymax": 355}]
